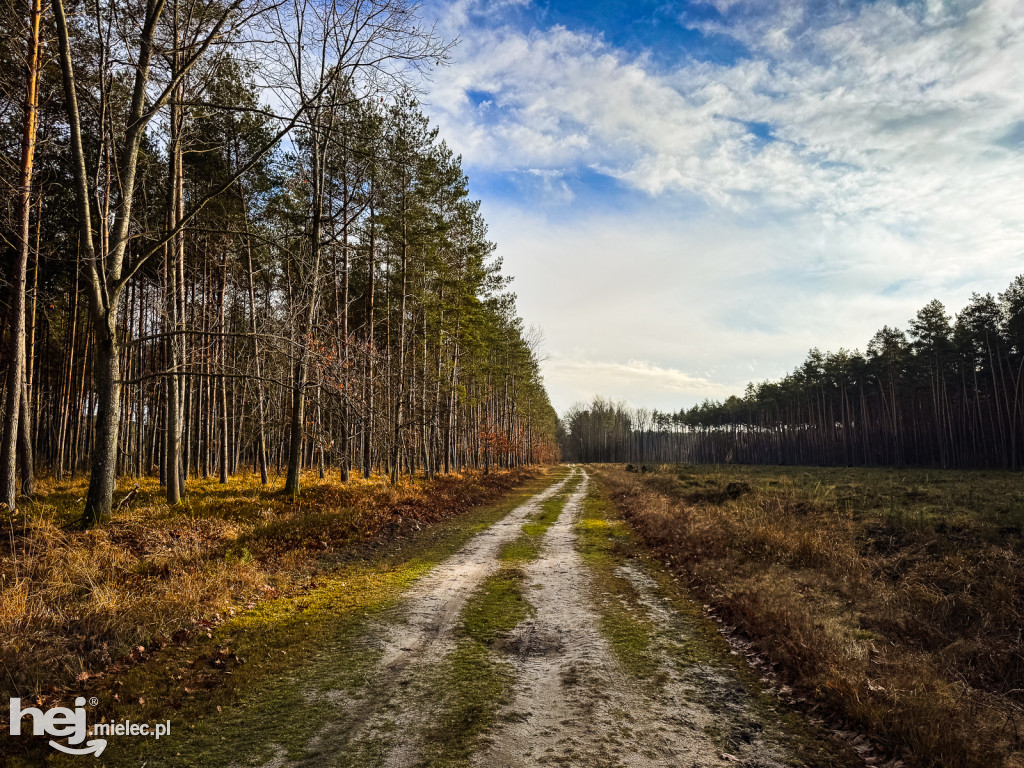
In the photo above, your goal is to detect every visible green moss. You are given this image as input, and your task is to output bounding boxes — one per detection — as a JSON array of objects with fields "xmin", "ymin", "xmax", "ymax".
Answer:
[
  {"xmin": 574, "ymin": 489, "xmax": 660, "ymax": 680},
  {"xmin": 518, "ymin": 522, "xmax": 547, "ymax": 538},
  {"xmin": 415, "ymin": 567, "xmax": 532, "ymax": 766},
  {"xmin": 498, "ymin": 536, "xmax": 540, "ymax": 562},
  {"xmin": 499, "ymin": 471, "xmax": 582, "ymax": 565},
  {"xmin": 462, "ymin": 569, "xmax": 533, "ymax": 645},
  {"xmin": 417, "ymin": 642, "xmax": 515, "ymax": 768}
]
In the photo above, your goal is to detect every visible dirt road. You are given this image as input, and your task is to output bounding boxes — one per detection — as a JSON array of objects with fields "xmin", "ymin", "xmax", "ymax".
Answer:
[
  {"xmin": 97, "ymin": 468, "xmax": 854, "ymax": 768},
  {"xmin": 241, "ymin": 467, "xmax": 855, "ymax": 768},
  {"xmin": 472, "ymin": 472, "xmax": 764, "ymax": 768}
]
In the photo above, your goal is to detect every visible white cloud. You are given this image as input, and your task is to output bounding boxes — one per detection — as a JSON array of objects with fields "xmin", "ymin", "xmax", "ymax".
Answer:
[
  {"xmin": 525, "ymin": 169, "xmax": 576, "ymax": 204},
  {"xmin": 543, "ymin": 356, "xmax": 733, "ymax": 412},
  {"xmin": 430, "ymin": 0, "xmax": 1024, "ymax": 225},
  {"xmin": 421, "ymin": 0, "xmax": 1024, "ymax": 412}
]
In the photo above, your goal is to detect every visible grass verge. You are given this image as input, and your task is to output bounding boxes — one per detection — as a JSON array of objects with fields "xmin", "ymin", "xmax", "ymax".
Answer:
[{"xmin": 579, "ymin": 480, "xmax": 860, "ymax": 767}]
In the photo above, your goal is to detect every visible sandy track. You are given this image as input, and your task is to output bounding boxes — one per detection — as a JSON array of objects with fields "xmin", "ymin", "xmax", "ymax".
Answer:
[
  {"xmin": 375, "ymin": 471, "xmax": 571, "ymax": 671},
  {"xmin": 262, "ymin": 468, "xmax": 833, "ymax": 768},
  {"xmin": 269, "ymin": 472, "xmax": 574, "ymax": 768},
  {"xmin": 473, "ymin": 470, "xmax": 782, "ymax": 768},
  {"xmin": 371, "ymin": 471, "xmax": 575, "ymax": 767}
]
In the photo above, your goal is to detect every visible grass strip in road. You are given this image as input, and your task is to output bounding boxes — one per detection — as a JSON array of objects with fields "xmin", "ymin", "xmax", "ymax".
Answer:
[
  {"xmin": 498, "ymin": 471, "xmax": 583, "ymax": 564},
  {"xmin": 461, "ymin": 567, "xmax": 534, "ymax": 645},
  {"xmin": 414, "ymin": 473, "xmax": 590, "ymax": 765},
  {"xmin": 28, "ymin": 468, "xmax": 569, "ymax": 768},
  {"xmin": 418, "ymin": 643, "xmax": 515, "ymax": 768},
  {"xmin": 417, "ymin": 566, "xmax": 532, "ymax": 767},
  {"xmin": 574, "ymin": 484, "xmax": 662, "ymax": 680}
]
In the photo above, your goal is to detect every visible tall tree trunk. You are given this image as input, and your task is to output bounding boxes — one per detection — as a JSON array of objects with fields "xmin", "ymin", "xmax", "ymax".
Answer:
[
  {"xmin": 0, "ymin": 0, "xmax": 42, "ymax": 510},
  {"xmin": 17, "ymin": 371, "xmax": 34, "ymax": 497},
  {"xmin": 164, "ymin": 60, "xmax": 185, "ymax": 504},
  {"xmin": 56, "ymin": 248, "xmax": 80, "ymax": 478},
  {"xmin": 285, "ymin": 140, "xmax": 324, "ymax": 497},
  {"xmin": 20, "ymin": 197, "xmax": 40, "ymax": 494},
  {"xmin": 241, "ymin": 192, "xmax": 268, "ymax": 484},
  {"xmin": 390, "ymin": 218, "xmax": 408, "ymax": 483},
  {"xmin": 363, "ymin": 200, "xmax": 376, "ymax": 478},
  {"xmin": 54, "ymin": 0, "xmax": 161, "ymax": 524},
  {"xmin": 219, "ymin": 256, "xmax": 229, "ymax": 483},
  {"xmin": 83, "ymin": 315, "xmax": 121, "ymax": 525}
]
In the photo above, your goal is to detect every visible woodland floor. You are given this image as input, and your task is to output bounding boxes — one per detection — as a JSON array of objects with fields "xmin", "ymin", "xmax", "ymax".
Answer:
[{"xmin": 14, "ymin": 466, "xmax": 867, "ymax": 768}]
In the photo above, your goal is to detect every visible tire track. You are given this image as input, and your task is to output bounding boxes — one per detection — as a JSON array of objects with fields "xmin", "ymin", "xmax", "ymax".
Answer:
[
  {"xmin": 474, "ymin": 470, "xmax": 789, "ymax": 768},
  {"xmin": 257, "ymin": 471, "xmax": 575, "ymax": 768}
]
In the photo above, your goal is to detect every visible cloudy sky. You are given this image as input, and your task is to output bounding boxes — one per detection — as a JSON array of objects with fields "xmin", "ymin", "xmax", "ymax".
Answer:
[{"xmin": 418, "ymin": 0, "xmax": 1024, "ymax": 414}]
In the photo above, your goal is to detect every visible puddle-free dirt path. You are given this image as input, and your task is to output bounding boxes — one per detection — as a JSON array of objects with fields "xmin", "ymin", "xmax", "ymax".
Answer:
[
  {"xmin": 255, "ymin": 467, "xmax": 855, "ymax": 768},
  {"xmin": 375, "ymin": 472, "xmax": 571, "ymax": 671},
  {"xmin": 268, "ymin": 471, "xmax": 575, "ymax": 767},
  {"xmin": 473, "ymin": 471, "xmax": 789, "ymax": 768},
  {"xmin": 365, "ymin": 471, "xmax": 575, "ymax": 767}
]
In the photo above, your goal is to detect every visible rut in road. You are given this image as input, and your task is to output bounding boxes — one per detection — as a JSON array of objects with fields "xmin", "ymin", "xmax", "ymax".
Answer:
[
  {"xmin": 370, "ymin": 469, "xmax": 576, "ymax": 767},
  {"xmin": 375, "ymin": 471, "xmax": 574, "ymax": 670},
  {"xmin": 473, "ymin": 471, "xmax": 788, "ymax": 768},
  {"xmin": 261, "ymin": 471, "xmax": 575, "ymax": 767}
]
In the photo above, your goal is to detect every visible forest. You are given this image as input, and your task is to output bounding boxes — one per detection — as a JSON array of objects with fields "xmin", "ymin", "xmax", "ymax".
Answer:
[
  {"xmin": 2, "ymin": 2, "xmax": 1020, "ymax": 767},
  {"xmin": 562, "ymin": 280, "xmax": 1024, "ymax": 468},
  {"xmin": 0, "ymin": 0, "xmax": 559, "ymax": 526}
]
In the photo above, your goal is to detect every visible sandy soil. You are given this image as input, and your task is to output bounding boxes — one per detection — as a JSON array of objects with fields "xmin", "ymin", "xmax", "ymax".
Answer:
[
  {"xmin": 266, "ymin": 473, "xmax": 574, "ymax": 767},
  {"xmin": 375, "ymin": 472, "xmax": 571, "ymax": 671},
  {"xmin": 371, "ymin": 471, "xmax": 575, "ymax": 768},
  {"xmin": 473, "ymin": 472, "xmax": 788, "ymax": 768}
]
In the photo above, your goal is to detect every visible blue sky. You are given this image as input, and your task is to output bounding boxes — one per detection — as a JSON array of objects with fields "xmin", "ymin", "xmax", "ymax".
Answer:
[{"xmin": 419, "ymin": 0, "xmax": 1024, "ymax": 413}]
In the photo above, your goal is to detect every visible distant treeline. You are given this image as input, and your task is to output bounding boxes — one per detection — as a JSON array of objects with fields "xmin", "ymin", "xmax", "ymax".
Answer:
[{"xmin": 562, "ymin": 278, "xmax": 1024, "ymax": 468}]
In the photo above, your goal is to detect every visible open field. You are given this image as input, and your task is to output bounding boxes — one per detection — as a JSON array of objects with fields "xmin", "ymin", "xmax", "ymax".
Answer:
[{"xmin": 590, "ymin": 463, "xmax": 1024, "ymax": 768}]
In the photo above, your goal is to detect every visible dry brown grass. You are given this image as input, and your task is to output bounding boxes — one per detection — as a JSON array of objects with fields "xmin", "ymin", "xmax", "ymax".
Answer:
[
  {"xmin": 593, "ymin": 463, "xmax": 1024, "ymax": 768},
  {"xmin": 0, "ymin": 468, "xmax": 536, "ymax": 698}
]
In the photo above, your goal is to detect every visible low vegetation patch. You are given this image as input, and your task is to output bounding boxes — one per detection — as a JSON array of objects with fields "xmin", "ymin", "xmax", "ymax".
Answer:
[
  {"xmin": 499, "ymin": 471, "xmax": 582, "ymax": 564},
  {"xmin": 419, "ymin": 567, "xmax": 533, "ymax": 767},
  {"xmin": 461, "ymin": 568, "xmax": 533, "ymax": 645},
  {"xmin": 0, "ymin": 469, "xmax": 539, "ymax": 708},
  {"xmin": 575, "ymin": 490, "xmax": 661, "ymax": 679},
  {"xmin": 419, "ymin": 642, "xmax": 516, "ymax": 768},
  {"xmin": 593, "ymin": 463, "xmax": 1024, "ymax": 768},
  {"xmin": 5, "ymin": 469, "xmax": 559, "ymax": 767},
  {"xmin": 581, "ymin": 482, "xmax": 861, "ymax": 767}
]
